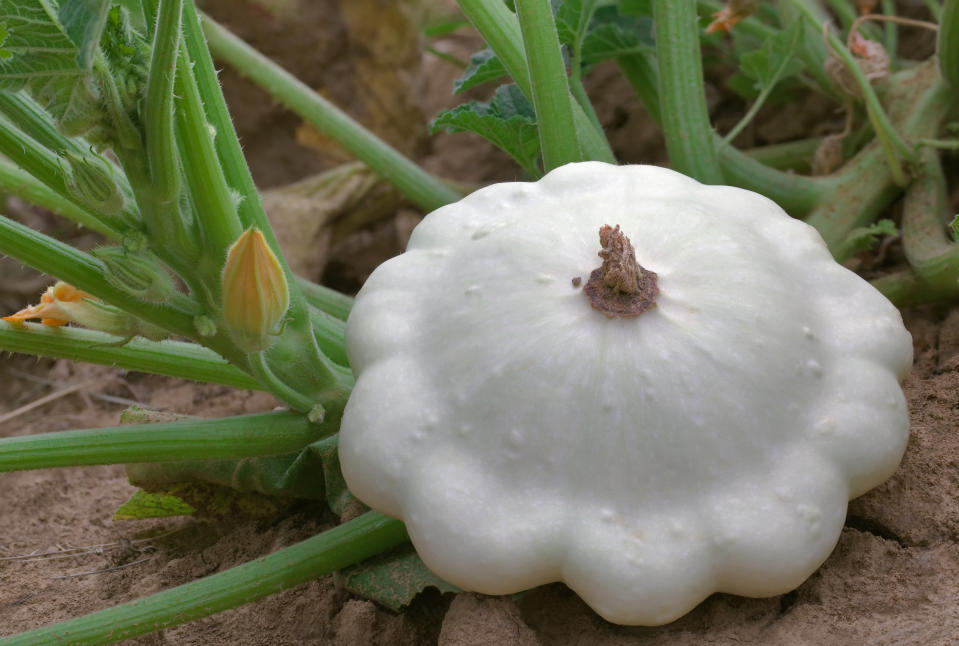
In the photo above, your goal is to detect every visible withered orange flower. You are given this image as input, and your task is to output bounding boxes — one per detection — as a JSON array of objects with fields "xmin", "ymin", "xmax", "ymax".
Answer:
[
  {"xmin": 705, "ymin": 0, "xmax": 761, "ymax": 34},
  {"xmin": 2, "ymin": 282, "xmax": 96, "ymax": 327}
]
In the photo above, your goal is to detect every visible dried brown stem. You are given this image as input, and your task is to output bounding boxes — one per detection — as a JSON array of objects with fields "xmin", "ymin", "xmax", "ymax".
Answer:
[{"xmin": 582, "ymin": 225, "xmax": 658, "ymax": 319}]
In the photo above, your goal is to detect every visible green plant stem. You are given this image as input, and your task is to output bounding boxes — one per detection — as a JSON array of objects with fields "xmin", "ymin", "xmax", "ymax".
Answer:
[
  {"xmin": 0, "ymin": 93, "xmax": 136, "ymax": 221},
  {"xmin": 616, "ymin": 52, "xmax": 828, "ymax": 215},
  {"xmin": 805, "ymin": 61, "xmax": 949, "ymax": 253},
  {"xmin": 720, "ymin": 81, "xmax": 779, "ymax": 145},
  {"xmin": 776, "ymin": 0, "xmax": 836, "ymax": 96},
  {"xmin": 744, "ymin": 137, "xmax": 822, "ymax": 171},
  {"xmin": 181, "ymin": 4, "xmax": 348, "ymax": 416},
  {"xmin": 567, "ymin": 1, "xmax": 604, "ymax": 134},
  {"xmin": 174, "ymin": 42, "xmax": 243, "ymax": 264},
  {"xmin": 514, "ymin": 0, "xmax": 584, "ymax": 169},
  {"xmin": 0, "ymin": 114, "xmax": 85, "ymax": 211},
  {"xmin": 653, "ymin": 0, "xmax": 724, "ymax": 183},
  {"xmin": 180, "ymin": 3, "xmax": 280, "ymax": 240},
  {"xmin": 308, "ymin": 307, "xmax": 348, "ymax": 366},
  {"xmin": 96, "ymin": 59, "xmax": 144, "ymax": 153},
  {"xmin": 456, "ymin": 0, "xmax": 616, "ymax": 164},
  {"xmin": 0, "ymin": 411, "xmax": 328, "ymax": 472},
  {"xmin": 925, "ymin": 0, "xmax": 943, "ymax": 21},
  {"xmin": 872, "ymin": 250, "xmax": 959, "ymax": 305},
  {"xmin": 881, "ymin": 0, "xmax": 898, "ymax": 61},
  {"xmin": 824, "ymin": 0, "xmax": 857, "ymax": 30},
  {"xmin": 0, "ymin": 321, "xmax": 260, "ymax": 389},
  {"xmin": 919, "ymin": 137, "xmax": 959, "ymax": 149},
  {"xmin": 0, "ymin": 513, "xmax": 408, "ymax": 646},
  {"xmin": 248, "ymin": 351, "xmax": 322, "ymax": 413},
  {"xmin": 261, "ymin": 335, "xmax": 355, "ymax": 413},
  {"xmin": 296, "ymin": 276, "xmax": 353, "ymax": 320},
  {"xmin": 427, "ymin": 45, "xmax": 469, "ymax": 68},
  {"xmin": 718, "ymin": 143, "xmax": 831, "ymax": 215},
  {"xmin": 615, "ymin": 53, "xmax": 661, "ymax": 124},
  {"xmin": 790, "ymin": 0, "xmax": 918, "ymax": 178},
  {"xmin": 145, "ymin": 0, "xmax": 183, "ymax": 204},
  {"xmin": 0, "ymin": 92, "xmax": 81, "ymax": 156},
  {"xmin": 0, "ymin": 158, "xmax": 122, "ymax": 238},
  {"xmin": 199, "ymin": 13, "xmax": 462, "ymax": 213},
  {"xmin": 901, "ymin": 148, "xmax": 953, "ymax": 267},
  {"xmin": 939, "ymin": 0, "xmax": 959, "ymax": 86}
]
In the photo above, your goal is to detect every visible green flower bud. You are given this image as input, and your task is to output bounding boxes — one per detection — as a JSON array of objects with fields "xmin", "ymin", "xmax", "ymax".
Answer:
[
  {"xmin": 221, "ymin": 228, "xmax": 290, "ymax": 353},
  {"xmin": 193, "ymin": 315, "xmax": 217, "ymax": 338},
  {"xmin": 92, "ymin": 246, "xmax": 174, "ymax": 303},
  {"xmin": 61, "ymin": 151, "xmax": 125, "ymax": 215}
]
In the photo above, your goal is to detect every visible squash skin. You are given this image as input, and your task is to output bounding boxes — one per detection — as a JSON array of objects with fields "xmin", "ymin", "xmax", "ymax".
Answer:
[{"xmin": 339, "ymin": 162, "xmax": 912, "ymax": 625}]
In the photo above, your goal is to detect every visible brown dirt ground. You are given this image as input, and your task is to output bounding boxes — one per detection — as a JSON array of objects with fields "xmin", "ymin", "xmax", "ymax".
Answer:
[{"xmin": 3, "ymin": 2, "xmax": 959, "ymax": 644}]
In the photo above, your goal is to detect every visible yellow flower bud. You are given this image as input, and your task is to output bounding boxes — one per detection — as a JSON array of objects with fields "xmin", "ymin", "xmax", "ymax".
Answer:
[{"xmin": 221, "ymin": 228, "xmax": 290, "ymax": 352}]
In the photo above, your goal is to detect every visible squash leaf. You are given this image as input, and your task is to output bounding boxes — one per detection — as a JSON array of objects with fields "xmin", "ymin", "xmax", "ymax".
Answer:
[
  {"xmin": 432, "ymin": 83, "xmax": 541, "ymax": 178},
  {"xmin": 556, "ymin": 0, "xmax": 612, "ymax": 48},
  {"xmin": 125, "ymin": 448, "xmax": 329, "ymax": 501},
  {"xmin": 454, "ymin": 48, "xmax": 507, "ymax": 94},
  {"xmin": 835, "ymin": 219, "xmax": 898, "ymax": 259},
  {"xmin": 336, "ymin": 544, "xmax": 460, "ymax": 611},
  {"xmin": 0, "ymin": 0, "xmax": 83, "ymax": 91},
  {"xmin": 739, "ymin": 21, "xmax": 805, "ymax": 92},
  {"xmin": 580, "ymin": 16, "xmax": 653, "ymax": 65},
  {"xmin": 58, "ymin": 0, "xmax": 112, "ymax": 69},
  {"xmin": 114, "ymin": 489, "xmax": 196, "ymax": 520},
  {"xmin": 558, "ymin": 1, "xmax": 653, "ymax": 66}
]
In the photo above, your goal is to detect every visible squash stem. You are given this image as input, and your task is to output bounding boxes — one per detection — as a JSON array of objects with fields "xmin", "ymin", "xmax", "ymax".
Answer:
[
  {"xmin": 653, "ymin": 0, "xmax": 724, "ymax": 184},
  {"xmin": 0, "ymin": 321, "xmax": 260, "ymax": 389},
  {"xmin": 514, "ymin": 0, "xmax": 585, "ymax": 169},
  {"xmin": 0, "ymin": 411, "xmax": 327, "ymax": 472}
]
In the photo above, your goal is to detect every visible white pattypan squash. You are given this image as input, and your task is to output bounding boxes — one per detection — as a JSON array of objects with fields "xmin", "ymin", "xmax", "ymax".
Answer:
[{"xmin": 339, "ymin": 162, "xmax": 912, "ymax": 625}]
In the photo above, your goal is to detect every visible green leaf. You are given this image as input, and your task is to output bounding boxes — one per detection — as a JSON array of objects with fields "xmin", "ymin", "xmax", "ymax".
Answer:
[
  {"xmin": 554, "ymin": 1, "xmax": 654, "ymax": 68},
  {"xmin": 556, "ymin": 0, "xmax": 601, "ymax": 47},
  {"xmin": 725, "ymin": 71, "xmax": 760, "ymax": 100},
  {"xmin": 836, "ymin": 219, "xmax": 898, "ymax": 258},
  {"xmin": 454, "ymin": 48, "xmax": 507, "ymax": 94},
  {"xmin": 739, "ymin": 21, "xmax": 805, "ymax": 91},
  {"xmin": 311, "ymin": 434, "xmax": 358, "ymax": 516},
  {"xmin": 619, "ymin": 0, "xmax": 651, "ymax": 16},
  {"xmin": 432, "ymin": 83, "xmax": 541, "ymax": 177},
  {"xmin": 114, "ymin": 489, "xmax": 196, "ymax": 519},
  {"xmin": 58, "ymin": 0, "xmax": 112, "ymax": 68},
  {"xmin": 0, "ymin": 1, "xmax": 111, "ymax": 137},
  {"xmin": 580, "ymin": 17, "xmax": 653, "ymax": 65},
  {"xmin": 336, "ymin": 544, "xmax": 460, "ymax": 611},
  {"xmin": 0, "ymin": 0, "xmax": 84, "ymax": 91},
  {"xmin": 125, "ymin": 448, "xmax": 328, "ymax": 501}
]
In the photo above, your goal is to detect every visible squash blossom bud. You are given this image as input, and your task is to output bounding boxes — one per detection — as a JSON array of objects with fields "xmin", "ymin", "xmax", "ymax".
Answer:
[
  {"xmin": 92, "ymin": 246, "xmax": 174, "ymax": 303},
  {"xmin": 221, "ymin": 228, "xmax": 290, "ymax": 352},
  {"xmin": 61, "ymin": 151, "xmax": 124, "ymax": 215}
]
